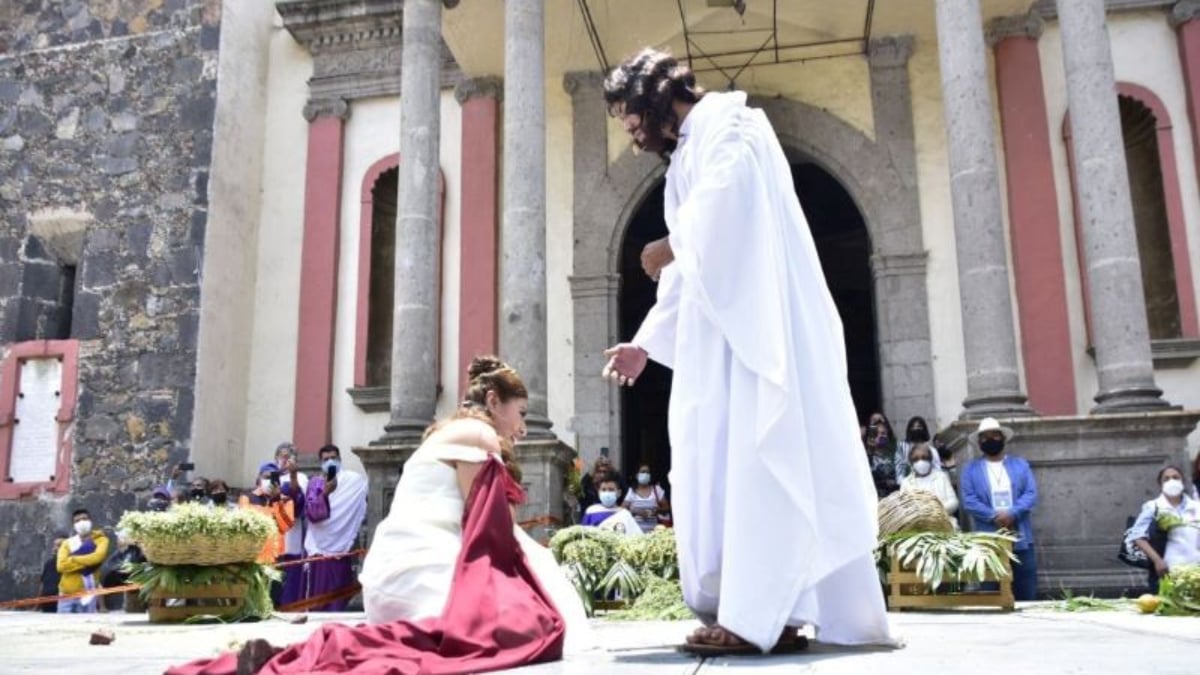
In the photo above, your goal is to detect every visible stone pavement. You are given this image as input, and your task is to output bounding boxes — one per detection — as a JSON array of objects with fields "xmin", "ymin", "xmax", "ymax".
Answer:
[{"xmin": 1, "ymin": 604, "xmax": 1198, "ymax": 674}]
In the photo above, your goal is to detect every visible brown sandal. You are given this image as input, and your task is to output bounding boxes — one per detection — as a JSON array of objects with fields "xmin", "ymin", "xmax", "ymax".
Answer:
[{"xmin": 679, "ymin": 625, "xmax": 808, "ymax": 656}]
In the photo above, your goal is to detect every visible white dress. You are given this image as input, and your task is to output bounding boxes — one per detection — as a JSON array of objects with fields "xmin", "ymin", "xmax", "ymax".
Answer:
[{"xmin": 358, "ymin": 436, "xmax": 591, "ymax": 653}]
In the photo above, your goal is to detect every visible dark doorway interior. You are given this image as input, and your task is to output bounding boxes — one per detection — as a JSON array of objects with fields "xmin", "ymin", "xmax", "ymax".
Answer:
[{"xmin": 617, "ymin": 161, "xmax": 878, "ymax": 489}]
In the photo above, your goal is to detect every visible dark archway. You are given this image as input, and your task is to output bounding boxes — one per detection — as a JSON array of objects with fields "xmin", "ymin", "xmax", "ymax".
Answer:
[{"xmin": 617, "ymin": 162, "xmax": 878, "ymax": 486}]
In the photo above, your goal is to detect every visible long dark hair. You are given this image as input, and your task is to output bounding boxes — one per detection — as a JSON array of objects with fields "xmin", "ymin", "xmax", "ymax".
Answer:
[{"xmin": 603, "ymin": 48, "xmax": 705, "ymax": 157}]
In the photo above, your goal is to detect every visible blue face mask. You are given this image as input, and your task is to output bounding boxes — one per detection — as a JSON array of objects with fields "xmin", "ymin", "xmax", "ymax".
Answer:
[{"xmin": 599, "ymin": 491, "xmax": 619, "ymax": 508}]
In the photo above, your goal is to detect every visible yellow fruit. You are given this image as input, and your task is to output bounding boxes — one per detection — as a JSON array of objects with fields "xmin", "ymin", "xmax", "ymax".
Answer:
[{"xmin": 1136, "ymin": 594, "xmax": 1161, "ymax": 614}]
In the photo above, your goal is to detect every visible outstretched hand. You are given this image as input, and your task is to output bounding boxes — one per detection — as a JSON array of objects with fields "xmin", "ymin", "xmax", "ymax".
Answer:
[{"xmin": 602, "ymin": 343, "xmax": 648, "ymax": 387}]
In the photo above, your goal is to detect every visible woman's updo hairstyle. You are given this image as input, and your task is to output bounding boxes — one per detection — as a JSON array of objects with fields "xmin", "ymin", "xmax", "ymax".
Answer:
[
  {"xmin": 463, "ymin": 355, "xmax": 528, "ymax": 408},
  {"xmin": 430, "ymin": 355, "xmax": 526, "ymax": 484}
]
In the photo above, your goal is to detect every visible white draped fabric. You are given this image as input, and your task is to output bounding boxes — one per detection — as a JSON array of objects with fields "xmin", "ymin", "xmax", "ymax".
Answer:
[
  {"xmin": 632, "ymin": 91, "xmax": 893, "ymax": 650},
  {"xmin": 359, "ymin": 437, "xmax": 592, "ymax": 653},
  {"xmin": 305, "ymin": 469, "xmax": 368, "ymax": 555}
]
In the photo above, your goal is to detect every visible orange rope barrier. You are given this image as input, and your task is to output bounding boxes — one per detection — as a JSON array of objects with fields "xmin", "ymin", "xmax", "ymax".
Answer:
[
  {"xmin": 276, "ymin": 583, "xmax": 362, "ymax": 613},
  {"xmin": 274, "ymin": 549, "xmax": 366, "ymax": 569},
  {"xmin": 0, "ymin": 584, "xmax": 140, "ymax": 610}
]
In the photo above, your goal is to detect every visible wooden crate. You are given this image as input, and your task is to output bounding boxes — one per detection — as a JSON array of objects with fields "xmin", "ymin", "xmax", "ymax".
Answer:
[
  {"xmin": 146, "ymin": 583, "xmax": 248, "ymax": 623},
  {"xmin": 886, "ymin": 542, "xmax": 1015, "ymax": 611}
]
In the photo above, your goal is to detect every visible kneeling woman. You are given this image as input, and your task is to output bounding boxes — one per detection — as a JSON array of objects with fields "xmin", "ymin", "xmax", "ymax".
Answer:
[
  {"xmin": 168, "ymin": 357, "xmax": 588, "ymax": 675},
  {"xmin": 359, "ymin": 356, "xmax": 590, "ymax": 645}
]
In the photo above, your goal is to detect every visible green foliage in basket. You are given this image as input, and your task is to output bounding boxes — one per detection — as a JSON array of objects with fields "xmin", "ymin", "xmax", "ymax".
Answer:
[
  {"xmin": 876, "ymin": 530, "xmax": 1018, "ymax": 592},
  {"xmin": 1157, "ymin": 564, "xmax": 1200, "ymax": 616},
  {"xmin": 118, "ymin": 503, "xmax": 275, "ymax": 545},
  {"xmin": 124, "ymin": 560, "xmax": 281, "ymax": 622},
  {"xmin": 549, "ymin": 525, "xmax": 686, "ymax": 620},
  {"xmin": 605, "ymin": 576, "xmax": 693, "ymax": 622}
]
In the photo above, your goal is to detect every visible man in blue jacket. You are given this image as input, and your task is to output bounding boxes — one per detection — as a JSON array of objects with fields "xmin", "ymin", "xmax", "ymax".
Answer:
[{"xmin": 960, "ymin": 417, "xmax": 1039, "ymax": 600}]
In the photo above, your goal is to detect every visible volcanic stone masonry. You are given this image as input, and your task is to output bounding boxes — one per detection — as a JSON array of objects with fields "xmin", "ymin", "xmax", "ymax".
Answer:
[{"xmin": 0, "ymin": 0, "xmax": 221, "ymax": 601}]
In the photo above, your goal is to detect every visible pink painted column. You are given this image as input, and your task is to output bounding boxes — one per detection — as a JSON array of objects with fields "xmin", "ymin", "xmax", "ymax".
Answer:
[
  {"xmin": 454, "ymin": 77, "xmax": 502, "ymax": 398},
  {"xmin": 292, "ymin": 99, "xmax": 348, "ymax": 455},
  {"xmin": 1171, "ymin": 2, "xmax": 1200, "ymax": 337},
  {"xmin": 989, "ymin": 15, "xmax": 1078, "ymax": 415}
]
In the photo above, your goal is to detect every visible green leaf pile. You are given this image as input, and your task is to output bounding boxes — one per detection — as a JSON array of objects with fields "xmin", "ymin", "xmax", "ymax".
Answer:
[
  {"xmin": 876, "ymin": 530, "xmax": 1018, "ymax": 591},
  {"xmin": 549, "ymin": 526, "xmax": 688, "ymax": 620},
  {"xmin": 1158, "ymin": 564, "xmax": 1200, "ymax": 615},
  {"xmin": 124, "ymin": 560, "xmax": 281, "ymax": 622}
]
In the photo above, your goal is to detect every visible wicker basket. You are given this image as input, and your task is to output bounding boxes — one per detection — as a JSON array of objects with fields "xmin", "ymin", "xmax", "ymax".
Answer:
[
  {"xmin": 878, "ymin": 489, "xmax": 955, "ymax": 538},
  {"xmin": 139, "ymin": 535, "xmax": 264, "ymax": 566}
]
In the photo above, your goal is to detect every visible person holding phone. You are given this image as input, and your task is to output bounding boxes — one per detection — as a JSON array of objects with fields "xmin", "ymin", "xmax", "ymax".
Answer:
[
  {"xmin": 238, "ymin": 462, "xmax": 296, "ymax": 563},
  {"xmin": 273, "ymin": 442, "xmax": 309, "ymax": 606},
  {"xmin": 302, "ymin": 445, "xmax": 368, "ymax": 611}
]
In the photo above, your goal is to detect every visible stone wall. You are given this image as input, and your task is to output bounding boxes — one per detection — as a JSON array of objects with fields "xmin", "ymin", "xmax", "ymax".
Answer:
[{"xmin": 0, "ymin": 0, "xmax": 221, "ymax": 601}]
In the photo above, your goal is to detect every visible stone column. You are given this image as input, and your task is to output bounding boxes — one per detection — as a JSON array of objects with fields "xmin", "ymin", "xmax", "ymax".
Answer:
[
  {"xmin": 1055, "ymin": 0, "xmax": 1169, "ymax": 411},
  {"xmin": 865, "ymin": 36, "xmax": 938, "ymax": 427},
  {"xmin": 379, "ymin": 0, "xmax": 444, "ymax": 442},
  {"xmin": 500, "ymin": 0, "xmax": 552, "ymax": 437},
  {"xmin": 988, "ymin": 15, "xmax": 1078, "ymax": 416},
  {"xmin": 293, "ymin": 98, "xmax": 348, "ymax": 454},
  {"xmin": 934, "ymin": 0, "xmax": 1034, "ymax": 418},
  {"xmin": 455, "ymin": 77, "xmax": 503, "ymax": 398}
]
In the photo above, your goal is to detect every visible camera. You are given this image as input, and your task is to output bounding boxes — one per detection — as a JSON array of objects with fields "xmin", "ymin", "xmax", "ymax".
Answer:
[{"xmin": 269, "ymin": 470, "xmax": 281, "ymax": 486}]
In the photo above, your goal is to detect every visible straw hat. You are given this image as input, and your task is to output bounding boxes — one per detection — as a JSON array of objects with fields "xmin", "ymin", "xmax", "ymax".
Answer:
[{"xmin": 968, "ymin": 417, "xmax": 1014, "ymax": 446}]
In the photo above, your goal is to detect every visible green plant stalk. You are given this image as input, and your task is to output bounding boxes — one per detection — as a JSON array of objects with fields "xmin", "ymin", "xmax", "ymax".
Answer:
[{"xmin": 124, "ymin": 561, "xmax": 281, "ymax": 621}]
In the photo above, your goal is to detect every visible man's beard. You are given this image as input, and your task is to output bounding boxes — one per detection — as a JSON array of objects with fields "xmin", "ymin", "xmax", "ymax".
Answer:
[{"xmin": 633, "ymin": 128, "xmax": 677, "ymax": 156}]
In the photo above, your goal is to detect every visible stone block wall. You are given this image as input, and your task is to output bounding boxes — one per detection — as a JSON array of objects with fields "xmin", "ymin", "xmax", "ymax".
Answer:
[{"xmin": 0, "ymin": 0, "xmax": 221, "ymax": 601}]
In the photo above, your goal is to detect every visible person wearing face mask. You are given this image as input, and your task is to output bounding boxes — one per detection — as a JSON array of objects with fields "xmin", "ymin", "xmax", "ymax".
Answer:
[
  {"xmin": 271, "ymin": 442, "xmax": 309, "ymax": 606},
  {"xmin": 237, "ymin": 462, "xmax": 296, "ymax": 564},
  {"xmin": 1127, "ymin": 465, "xmax": 1200, "ymax": 590},
  {"xmin": 147, "ymin": 485, "xmax": 173, "ymax": 512},
  {"xmin": 899, "ymin": 442, "xmax": 958, "ymax": 522},
  {"xmin": 56, "ymin": 509, "xmax": 111, "ymax": 613},
  {"xmin": 622, "ymin": 464, "xmax": 671, "ymax": 532},
  {"xmin": 960, "ymin": 417, "xmax": 1039, "ymax": 600},
  {"xmin": 582, "ymin": 474, "xmax": 638, "ymax": 532},
  {"xmin": 300, "ymin": 444, "xmax": 368, "ymax": 611},
  {"xmin": 206, "ymin": 479, "xmax": 235, "ymax": 510},
  {"xmin": 895, "ymin": 416, "xmax": 938, "ymax": 480},
  {"xmin": 580, "ymin": 454, "xmax": 624, "ymax": 513},
  {"xmin": 865, "ymin": 415, "xmax": 899, "ymax": 499}
]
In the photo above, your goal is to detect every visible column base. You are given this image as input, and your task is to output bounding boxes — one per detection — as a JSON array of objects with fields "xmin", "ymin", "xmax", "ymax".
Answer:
[
  {"xmin": 352, "ymin": 441, "xmax": 422, "ymax": 543},
  {"xmin": 960, "ymin": 391, "xmax": 1037, "ymax": 420},
  {"xmin": 1091, "ymin": 386, "xmax": 1175, "ymax": 414},
  {"xmin": 947, "ymin": 410, "xmax": 1200, "ymax": 597},
  {"xmin": 372, "ymin": 418, "xmax": 431, "ymax": 446},
  {"xmin": 521, "ymin": 412, "xmax": 558, "ymax": 442},
  {"xmin": 513, "ymin": 438, "xmax": 576, "ymax": 542}
]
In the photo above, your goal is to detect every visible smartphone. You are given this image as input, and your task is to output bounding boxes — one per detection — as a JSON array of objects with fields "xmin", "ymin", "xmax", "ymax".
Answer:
[
  {"xmin": 326, "ymin": 464, "xmax": 338, "ymax": 480},
  {"xmin": 600, "ymin": 447, "xmax": 610, "ymax": 458},
  {"xmin": 269, "ymin": 470, "xmax": 281, "ymax": 485},
  {"xmin": 179, "ymin": 462, "xmax": 195, "ymax": 472}
]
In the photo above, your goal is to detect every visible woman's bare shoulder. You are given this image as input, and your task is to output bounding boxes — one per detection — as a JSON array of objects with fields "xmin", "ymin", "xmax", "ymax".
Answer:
[{"xmin": 427, "ymin": 417, "xmax": 501, "ymax": 454}]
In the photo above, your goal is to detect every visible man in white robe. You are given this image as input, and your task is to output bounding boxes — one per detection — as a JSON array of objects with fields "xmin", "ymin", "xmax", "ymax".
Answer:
[{"xmin": 601, "ymin": 49, "xmax": 893, "ymax": 653}]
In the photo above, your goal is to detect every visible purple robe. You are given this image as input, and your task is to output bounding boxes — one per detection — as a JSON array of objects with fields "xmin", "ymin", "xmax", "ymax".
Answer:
[{"xmin": 303, "ymin": 473, "xmax": 367, "ymax": 611}]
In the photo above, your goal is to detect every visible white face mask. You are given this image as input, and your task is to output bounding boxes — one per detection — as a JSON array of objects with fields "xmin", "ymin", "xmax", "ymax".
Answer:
[
  {"xmin": 74, "ymin": 520, "xmax": 92, "ymax": 536},
  {"xmin": 912, "ymin": 460, "xmax": 932, "ymax": 477},
  {"xmin": 260, "ymin": 478, "xmax": 274, "ymax": 492},
  {"xmin": 599, "ymin": 490, "xmax": 619, "ymax": 508},
  {"xmin": 1163, "ymin": 478, "xmax": 1185, "ymax": 498},
  {"xmin": 637, "ymin": 472, "xmax": 651, "ymax": 485}
]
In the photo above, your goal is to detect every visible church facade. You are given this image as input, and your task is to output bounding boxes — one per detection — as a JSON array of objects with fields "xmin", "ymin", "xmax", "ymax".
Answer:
[{"xmin": 1, "ymin": 0, "xmax": 1198, "ymax": 599}]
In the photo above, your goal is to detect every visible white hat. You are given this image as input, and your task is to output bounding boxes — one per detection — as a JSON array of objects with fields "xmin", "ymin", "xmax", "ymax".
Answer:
[{"xmin": 968, "ymin": 417, "xmax": 1014, "ymax": 446}]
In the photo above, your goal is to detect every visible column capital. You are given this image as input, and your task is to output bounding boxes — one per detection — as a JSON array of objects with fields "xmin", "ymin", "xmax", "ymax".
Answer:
[
  {"xmin": 563, "ymin": 71, "xmax": 605, "ymax": 97},
  {"xmin": 867, "ymin": 35, "xmax": 915, "ymax": 69},
  {"xmin": 986, "ymin": 13, "xmax": 1045, "ymax": 45},
  {"xmin": 1170, "ymin": 0, "xmax": 1200, "ymax": 27},
  {"xmin": 454, "ymin": 75, "xmax": 504, "ymax": 104},
  {"xmin": 302, "ymin": 97, "xmax": 350, "ymax": 122}
]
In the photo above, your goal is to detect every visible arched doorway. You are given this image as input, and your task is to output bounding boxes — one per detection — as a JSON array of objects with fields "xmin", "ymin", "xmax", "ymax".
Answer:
[{"xmin": 617, "ymin": 161, "xmax": 879, "ymax": 486}]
